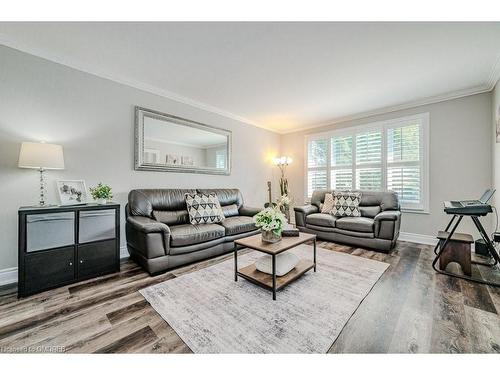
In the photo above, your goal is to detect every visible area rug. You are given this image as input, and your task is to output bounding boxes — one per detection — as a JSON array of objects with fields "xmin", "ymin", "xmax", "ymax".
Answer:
[{"xmin": 140, "ymin": 244, "xmax": 389, "ymax": 353}]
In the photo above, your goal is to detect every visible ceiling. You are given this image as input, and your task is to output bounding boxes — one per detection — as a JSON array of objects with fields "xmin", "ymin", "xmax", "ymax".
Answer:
[{"xmin": 1, "ymin": 22, "xmax": 499, "ymax": 134}]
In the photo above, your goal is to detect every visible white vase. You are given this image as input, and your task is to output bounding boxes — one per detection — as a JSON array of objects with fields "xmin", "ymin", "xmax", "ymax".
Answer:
[{"xmin": 97, "ymin": 198, "xmax": 107, "ymax": 205}]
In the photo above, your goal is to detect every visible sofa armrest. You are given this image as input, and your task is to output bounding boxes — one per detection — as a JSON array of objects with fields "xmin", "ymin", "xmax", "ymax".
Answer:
[
  {"xmin": 294, "ymin": 205, "xmax": 319, "ymax": 215},
  {"xmin": 293, "ymin": 205, "xmax": 319, "ymax": 227},
  {"xmin": 239, "ymin": 206, "xmax": 262, "ymax": 217},
  {"xmin": 374, "ymin": 210, "xmax": 401, "ymax": 240},
  {"xmin": 126, "ymin": 216, "xmax": 171, "ymax": 257},
  {"xmin": 127, "ymin": 216, "xmax": 171, "ymax": 234},
  {"xmin": 375, "ymin": 210, "xmax": 401, "ymax": 222}
]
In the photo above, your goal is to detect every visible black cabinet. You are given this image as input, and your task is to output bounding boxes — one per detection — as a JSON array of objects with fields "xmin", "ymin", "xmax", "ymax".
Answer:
[
  {"xmin": 24, "ymin": 246, "xmax": 75, "ymax": 295},
  {"xmin": 77, "ymin": 239, "xmax": 117, "ymax": 279},
  {"xmin": 18, "ymin": 203, "xmax": 120, "ymax": 298}
]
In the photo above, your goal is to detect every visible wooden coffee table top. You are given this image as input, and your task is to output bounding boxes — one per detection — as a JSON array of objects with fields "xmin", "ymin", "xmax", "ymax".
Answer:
[{"xmin": 234, "ymin": 232, "xmax": 316, "ymax": 255}]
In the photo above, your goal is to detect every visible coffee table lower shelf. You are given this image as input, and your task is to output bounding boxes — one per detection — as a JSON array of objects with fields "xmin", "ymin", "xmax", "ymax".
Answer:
[{"xmin": 237, "ymin": 259, "xmax": 314, "ymax": 292}]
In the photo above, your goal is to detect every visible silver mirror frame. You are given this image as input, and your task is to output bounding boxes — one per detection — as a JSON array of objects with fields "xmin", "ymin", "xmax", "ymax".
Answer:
[{"xmin": 134, "ymin": 106, "xmax": 232, "ymax": 175}]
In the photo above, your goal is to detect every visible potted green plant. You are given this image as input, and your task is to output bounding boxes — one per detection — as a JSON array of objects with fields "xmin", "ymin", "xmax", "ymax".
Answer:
[
  {"xmin": 253, "ymin": 195, "xmax": 290, "ymax": 243},
  {"xmin": 90, "ymin": 183, "xmax": 113, "ymax": 205}
]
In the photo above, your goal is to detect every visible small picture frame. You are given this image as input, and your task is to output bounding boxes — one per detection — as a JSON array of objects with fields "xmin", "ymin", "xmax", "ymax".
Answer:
[
  {"xmin": 166, "ymin": 154, "xmax": 180, "ymax": 165},
  {"xmin": 56, "ymin": 180, "xmax": 88, "ymax": 205}
]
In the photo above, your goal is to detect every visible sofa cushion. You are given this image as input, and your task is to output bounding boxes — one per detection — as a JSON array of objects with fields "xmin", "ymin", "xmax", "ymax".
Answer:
[
  {"xmin": 152, "ymin": 209, "xmax": 190, "ymax": 225},
  {"xmin": 335, "ymin": 217, "xmax": 374, "ymax": 233},
  {"xmin": 128, "ymin": 189, "xmax": 196, "ymax": 217},
  {"xmin": 221, "ymin": 216, "xmax": 257, "ymax": 236},
  {"xmin": 197, "ymin": 188, "xmax": 243, "ymax": 209},
  {"xmin": 331, "ymin": 191, "xmax": 362, "ymax": 217},
  {"xmin": 169, "ymin": 223, "xmax": 225, "ymax": 247},
  {"xmin": 306, "ymin": 213, "xmax": 337, "ymax": 227},
  {"xmin": 306, "ymin": 223, "xmax": 337, "ymax": 232},
  {"xmin": 221, "ymin": 204, "xmax": 239, "ymax": 218},
  {"xmin": 359, "ymin": 206, "xmax": 381, "ymax": 218},
  {"xmin": 320, "ymin": 193, "xmax": 335, "ymax": 213},
  {"xmin": 185, "ymin": 193, "xmax": 225, "ymax": 224}
]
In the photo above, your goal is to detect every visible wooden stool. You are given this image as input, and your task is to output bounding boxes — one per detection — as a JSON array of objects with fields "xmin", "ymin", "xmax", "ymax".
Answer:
[{"xmin": 437, "ymin": 231, "xmax": 473, "ymax": 276}]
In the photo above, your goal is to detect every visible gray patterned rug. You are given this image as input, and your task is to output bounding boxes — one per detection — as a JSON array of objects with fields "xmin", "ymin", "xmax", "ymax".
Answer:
[{"xmin": 140, "ymin": 244, "xmax": 389, "ymax": 353}]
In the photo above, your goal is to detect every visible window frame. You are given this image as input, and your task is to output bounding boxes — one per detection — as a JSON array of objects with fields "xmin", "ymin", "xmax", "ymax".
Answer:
[{"xmin": 304, "ymin": 113, "xmax": 430, "ymax": 213}]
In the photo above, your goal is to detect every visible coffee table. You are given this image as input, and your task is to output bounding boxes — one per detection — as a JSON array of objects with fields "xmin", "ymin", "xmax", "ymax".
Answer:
[{"xmin": 233, "ymin": 232, "xmax": 317, "ymax": 300}]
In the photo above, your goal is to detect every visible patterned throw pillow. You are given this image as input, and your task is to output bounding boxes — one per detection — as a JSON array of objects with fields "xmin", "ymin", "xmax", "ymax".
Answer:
[
  {"xmin": 331, "ymin": 191, "xmax": 362, "ymax": 217},
  {"xmin": 321, "ymin": 193, "xmax": 335, "ymax": 214},
  {"xmin": 185, "ymin": 193, "xmax": 225, "ymax": 224}
]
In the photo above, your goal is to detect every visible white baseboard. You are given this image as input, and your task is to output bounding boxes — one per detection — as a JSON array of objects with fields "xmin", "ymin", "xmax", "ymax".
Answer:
[
  {"xmin": 0, "ymin": 246, "xmax": 130, "ymax": 287},
  {"xmin": 120, "ymin": 245, "xmax": 129, "ymax": 259},
  {"xmin": 0, "ymin": 267, "xmax": 18, "ymax": 286},
  {"xmin": 398, "ymin": 232, "xmax": 438, "ymax": 246}
]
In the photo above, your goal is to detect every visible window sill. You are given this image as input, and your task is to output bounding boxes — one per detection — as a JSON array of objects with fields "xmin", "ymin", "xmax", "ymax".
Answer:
[{"xmin": 401, "ymin": 208, "xmax": 430, "ymax": 215}]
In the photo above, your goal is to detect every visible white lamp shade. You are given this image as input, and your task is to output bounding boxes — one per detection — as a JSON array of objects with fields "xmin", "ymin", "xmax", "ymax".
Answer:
[{"xmin": 18, "ymin": 142, "xmax": 65, "ymax": 170}]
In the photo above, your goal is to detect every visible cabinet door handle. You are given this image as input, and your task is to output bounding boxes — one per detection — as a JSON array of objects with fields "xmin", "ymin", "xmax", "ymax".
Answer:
[
  {"xmin": 69, "ymin": 262, "xmax": 73, "ymax": 266},
  {"xmin": 79, "ymin": 260, "xmax": 84, "ymax": 264}
]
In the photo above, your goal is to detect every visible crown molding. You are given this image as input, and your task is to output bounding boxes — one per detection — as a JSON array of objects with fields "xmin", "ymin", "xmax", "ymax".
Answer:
[
  {"xmin": 0, "ymin": 37, "xmax": 275, "ymax": 133},
  {"xmin": 486, "ymin": 54, "xmax": 500, "ymax": 90},
  {"xmin": 279, "ymin": 84, "xmax": 492, "ymax": 135},
  {"xmin": 1, "ymin": 36, "xmax": 499, "ymax": 136}
]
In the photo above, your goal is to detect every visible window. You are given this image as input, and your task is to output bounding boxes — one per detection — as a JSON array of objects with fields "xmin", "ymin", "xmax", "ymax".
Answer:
[
  {"xmin": 215, "ymin": 149, "xmax": 226, "ymax": 169},
  {"xmin": 305, "ymin": 113, "xmax": 429, "ymax": 212},
  {"xmin": 307, "ymin": 139, "xmax": 328, "ymax": 194}
]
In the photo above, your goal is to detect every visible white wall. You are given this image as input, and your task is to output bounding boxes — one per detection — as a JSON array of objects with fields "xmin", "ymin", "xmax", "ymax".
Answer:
[
  {"xmin": 492, "ymin": 80, "xmax": 500, "ymax": 211},
  {"xmin": 0, "ymin": 46, "xmax": 281, "ymax": 271},
  {"xmin": 281, "ymin": 93, "xmax": 493, "ymax": 238}
]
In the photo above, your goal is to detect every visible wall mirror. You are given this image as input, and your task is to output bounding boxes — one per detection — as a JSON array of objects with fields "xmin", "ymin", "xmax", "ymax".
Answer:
[{"xmin": 135, "ymin": 107, "xmax": 231, "ymax": 175}]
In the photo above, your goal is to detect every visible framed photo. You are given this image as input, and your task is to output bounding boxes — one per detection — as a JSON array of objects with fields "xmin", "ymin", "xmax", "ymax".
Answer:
[
  {"xmin": 166, "ymin": 154, "xmax": 180, "ymax": 165},
  {"xmin": 56, "ymin": 180, "xmax": 88, "ymax": 205}
]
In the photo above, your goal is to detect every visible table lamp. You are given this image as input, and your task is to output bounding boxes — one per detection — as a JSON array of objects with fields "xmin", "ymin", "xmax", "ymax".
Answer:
[{"xmin": 18, "ymin": 142, "xmax": 65, "ymax": 206}]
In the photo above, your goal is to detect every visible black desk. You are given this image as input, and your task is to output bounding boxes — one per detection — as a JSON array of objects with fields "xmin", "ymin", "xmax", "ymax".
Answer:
[{"xmin": 433, "ymin": 202, "xmax": 500, "ymax": 287}]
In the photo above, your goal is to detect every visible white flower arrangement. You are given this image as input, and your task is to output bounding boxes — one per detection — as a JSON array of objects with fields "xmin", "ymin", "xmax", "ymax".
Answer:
[
  {"xmin": 276, "ymin": 194, "xmax": 291, "ymax": 209},
  {"xmin": 253, "ymin": 206, "xmax": 287, "ymax": 235}
]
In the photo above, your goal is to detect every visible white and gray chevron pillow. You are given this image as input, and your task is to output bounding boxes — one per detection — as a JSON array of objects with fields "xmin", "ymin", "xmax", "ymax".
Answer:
[
  {"xmin": 185, "ymin": 193, "xmax": 225, "ymax": 224},
  {"xmin": 331, "ymin": 191, "xmax": 362, "ymax": 217}
]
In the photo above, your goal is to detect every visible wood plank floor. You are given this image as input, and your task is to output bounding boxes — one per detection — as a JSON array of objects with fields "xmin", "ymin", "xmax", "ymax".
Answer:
[{"xmin": 0, "ymin": 240, "xmax": 498, "ymax": 353}]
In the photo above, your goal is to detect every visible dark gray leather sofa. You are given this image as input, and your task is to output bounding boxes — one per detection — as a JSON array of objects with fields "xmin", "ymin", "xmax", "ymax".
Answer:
[
  {"xmin": 125, "ymin": 188, "xmax": 261, "ymax": 274},
  {"xmin": 294, "ymin": 190, "xmax": 401, "ymax": 252}
]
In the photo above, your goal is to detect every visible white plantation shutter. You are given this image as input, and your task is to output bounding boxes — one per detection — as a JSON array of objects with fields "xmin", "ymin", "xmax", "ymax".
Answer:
[
  {"xmin": 307, "ymin": 139, "xmax": 328, "ymax": 197},
  {"xmin": 308, "ymin": 139, "xmax": 328, "ymax": 168},
  {"xmin": 307, "ymin": 170, "xmax": 327, "ymax": 196},
  {"xmin": 305, "ymin": 114, "xmax": 428, "ymax": 211},
  {"xmin": 386, "ymin": 123, "xmax": 423, "ymax": 209},
  {"xmin": 331, "ymin": 169, "xmax": 352, "ymax": 190},
  {"xmin": 355, "ymin": 130, "xmax": 382, "ymax": 190},
  {"xmin": 331, "ymin": 136, "xmax": 353, "ymax": 190},
  {"xmin": 356, "ymin": 131, "xmax": 382, "ymax": 165}
]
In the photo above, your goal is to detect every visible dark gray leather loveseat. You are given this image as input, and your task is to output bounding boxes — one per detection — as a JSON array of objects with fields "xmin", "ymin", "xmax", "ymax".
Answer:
[
  {"xmin": 125, "ymin": 188, "xmax": 261, "ymax": 274},
  {"xmin": 294, "ymin": 190, "xmax": 401, "ymax": 252}
]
